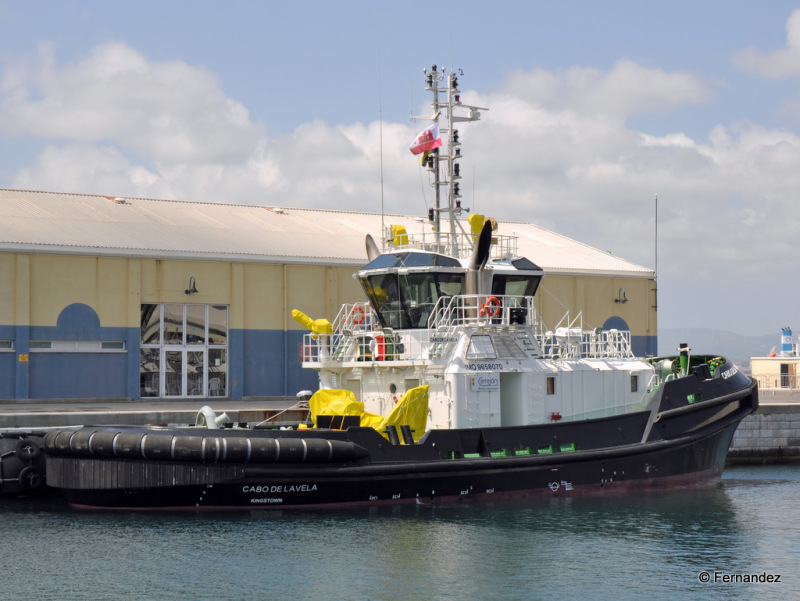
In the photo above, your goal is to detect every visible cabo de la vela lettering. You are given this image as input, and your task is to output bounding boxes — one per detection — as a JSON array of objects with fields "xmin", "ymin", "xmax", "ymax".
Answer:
[
  {"xmin": 244, "ymin": 484, "xmax": 318, "ymax": 494},
  {"xmin": 42, "ymin": 64, "xmax": 757, "ymax": 510}
]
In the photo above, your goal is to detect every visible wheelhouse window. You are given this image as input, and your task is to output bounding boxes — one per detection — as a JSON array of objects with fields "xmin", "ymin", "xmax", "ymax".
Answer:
[
  {"xmin": 361, "ymin": 270, "xmax": 464, "ymax": 329},
  {"xmin": 491, "ymin": 274, "xmax": 542, "ymax": 298}
]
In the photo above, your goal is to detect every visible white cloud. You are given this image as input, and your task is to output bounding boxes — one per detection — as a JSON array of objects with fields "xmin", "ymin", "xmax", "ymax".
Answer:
[
  {"xmin": 3, "ymin": 42, "xmax": 800, "ymax": 333},
  {"xmin": 0, "ymin": 42, "xmax": 262, "ymax": 164},
  {"xmin": 733, "ymin": 9, "xmax": 800, "ymax": 78},
  {"xmin": 502, "ymin": 60, "xmax": 711, "ymax": 121},
  {"xmin": 11, "ymin": 144, "xmax": 170, "ymax": 198}
]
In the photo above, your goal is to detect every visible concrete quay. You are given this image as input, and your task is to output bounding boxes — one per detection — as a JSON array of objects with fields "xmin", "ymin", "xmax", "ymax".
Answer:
[
  {"xmin": 0, "ymin": 397, "xmax": 309, "ymax": 430},
  {"xmin": 729, "ymin": 400, "xmax": 800, "ymax": 463}
]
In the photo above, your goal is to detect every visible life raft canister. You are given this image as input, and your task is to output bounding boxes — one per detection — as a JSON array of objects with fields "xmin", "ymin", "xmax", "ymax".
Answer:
[{"xmin": 371, "ymin": 334, "xmax": 386, "ymax": 361}]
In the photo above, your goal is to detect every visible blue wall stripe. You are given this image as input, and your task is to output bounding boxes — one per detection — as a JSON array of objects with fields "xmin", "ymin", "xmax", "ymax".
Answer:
[{"xmin": 1, "ymin": 303, "xmax": 659, "ymax": 399}]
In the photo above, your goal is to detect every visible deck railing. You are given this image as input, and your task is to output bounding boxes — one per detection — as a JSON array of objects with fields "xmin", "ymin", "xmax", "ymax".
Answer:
[
  {"xmin": 390, "ymin": 231, "xmax": 519, "ymax": 261},
  {"xmin": 299, "ymin": 296, "xmax": 633, "ymax": 365}
]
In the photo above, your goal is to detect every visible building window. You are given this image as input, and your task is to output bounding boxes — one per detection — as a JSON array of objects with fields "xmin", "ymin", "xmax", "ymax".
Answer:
[
  {"xmin": 0, "ymin": 340, "xmax": 13, "ymax": 351},
  {"xmin": 630, "ymin": 375, "xmax": 638, "ymax": 393},
  {"xmin": 29, "ymin": 341, "xmax": 126, "ymax": 352},
  {"xmin": 140, "ymin": 304, "xmax": 228, "ymax": 398},
  {"xmin": 547, "ymin": 376, "xmax": 556, "ymax": 395}
]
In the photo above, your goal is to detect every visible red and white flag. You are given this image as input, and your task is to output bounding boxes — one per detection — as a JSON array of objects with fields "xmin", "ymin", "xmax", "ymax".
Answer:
[{"xmin": 409, "ymin": 123, "xmax": 442, "ymax": 155}]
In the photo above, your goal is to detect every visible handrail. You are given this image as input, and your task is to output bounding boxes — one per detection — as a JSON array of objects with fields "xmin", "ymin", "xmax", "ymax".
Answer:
[
  {"xmin": 299, "ymin": 294, "xmax": 633, "ymax": 365},
  {"xmin": 390, "ymin": 231, "xmax": 519, "ymax": 261}
]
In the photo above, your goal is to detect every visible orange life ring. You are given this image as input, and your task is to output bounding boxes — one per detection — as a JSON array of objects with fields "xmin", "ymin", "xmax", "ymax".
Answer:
[
  {"xmin": 349, "ymin": 305, "xmax": 365, "ymax": 325},
  {"xmin": 480, "ymin": 296, "xmax": 501, "ymax": 317}
]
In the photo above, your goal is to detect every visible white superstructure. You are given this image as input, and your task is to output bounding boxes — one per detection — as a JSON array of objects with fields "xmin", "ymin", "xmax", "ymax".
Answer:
[{"xmin": 297, "ymin": 65, "xmax": 662, "ymax": 431}]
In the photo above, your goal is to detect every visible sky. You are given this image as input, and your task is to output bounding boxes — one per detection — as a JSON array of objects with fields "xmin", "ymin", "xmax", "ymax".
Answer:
[{"xmin": 1, "ymin": 1, "xmax": 799, "ymax": 338}]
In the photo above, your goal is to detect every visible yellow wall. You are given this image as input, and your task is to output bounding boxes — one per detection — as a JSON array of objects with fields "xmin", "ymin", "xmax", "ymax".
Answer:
[
  {"xmin": 751, "ymin": 358, "xmax": 798, "ymax": 378},
  {"xmin": 537, "ymin": 274, "xmax": 656, "ymax": 337},
  {"xmin": 1, "ymin": 251, "xmax": 653, "ymax": 340},
  {"xmin": 0, "ymin": 252, "xmax": 365, "ymax": 332}
]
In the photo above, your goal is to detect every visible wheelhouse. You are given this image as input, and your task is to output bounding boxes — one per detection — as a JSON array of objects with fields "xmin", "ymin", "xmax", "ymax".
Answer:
[{"xmin": 358, "ymin": 251, "xmax": 465, "ymax": 330}]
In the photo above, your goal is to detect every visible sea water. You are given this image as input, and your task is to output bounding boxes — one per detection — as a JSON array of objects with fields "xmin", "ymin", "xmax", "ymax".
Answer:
[{"xmin": 1, "ymin": 465, "xmax": 797, "ymax": 601}]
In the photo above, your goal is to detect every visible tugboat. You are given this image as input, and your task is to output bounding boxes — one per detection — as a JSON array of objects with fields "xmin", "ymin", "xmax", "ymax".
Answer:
[{"xmin": 43, "ymin": 65, "xmax": 758, "ymax": 510}]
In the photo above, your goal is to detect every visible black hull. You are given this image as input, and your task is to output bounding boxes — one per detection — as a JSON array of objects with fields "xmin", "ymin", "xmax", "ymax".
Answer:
[{"xmin": 45, "ymin": 376, "xmax": 758, "ymax": 511}]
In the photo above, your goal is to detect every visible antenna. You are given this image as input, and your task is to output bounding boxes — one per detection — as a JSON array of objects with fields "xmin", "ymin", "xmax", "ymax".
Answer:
[
  {"xmin": 654, "ymin": 193, "xmax": 658, "ymax": 280},
  {"xmin": 378, "ymin": 49, "xmax": 385, "ymax": 251},
  {"xmin": 411, "ymin": 64, "xmax": 487, "ymax": 256},
  {"xmin": 653, "ymin": 193, "xmax": 658, "ymax": 322}
]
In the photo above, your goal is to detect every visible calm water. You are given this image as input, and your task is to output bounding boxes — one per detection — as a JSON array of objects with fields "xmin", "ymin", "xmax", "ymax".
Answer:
[{"xmin": 1, "ymin": 465, "xmax": 798, "ymax": 601}]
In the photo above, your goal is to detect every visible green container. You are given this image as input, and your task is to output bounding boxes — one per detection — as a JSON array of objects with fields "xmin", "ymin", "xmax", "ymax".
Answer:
[
  {"xmin": 537, "ymin": 445, "xmax": 555, "ymax": 455},
  {"xmin": 490, "ymin": 448, "xmax": 511, "ymax": 458},
  {"xmin": 560, "ymin": 442, "xmax": 579, "ymax": 452}
]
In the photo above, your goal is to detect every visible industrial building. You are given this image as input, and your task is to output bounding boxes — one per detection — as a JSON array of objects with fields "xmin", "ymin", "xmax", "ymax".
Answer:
[{"xmin": 0, "ymin": 188, "xmax": 656, "ymax": 401}]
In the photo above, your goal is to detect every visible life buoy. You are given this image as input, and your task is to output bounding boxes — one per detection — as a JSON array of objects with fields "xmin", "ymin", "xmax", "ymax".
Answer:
[
  {"xmin": 349, "ymin": 305, "xmax": 365, "ymax": 325},
  {"xmin": 480, "ymin": 296, "xmax": 501, "ymax": 317}
]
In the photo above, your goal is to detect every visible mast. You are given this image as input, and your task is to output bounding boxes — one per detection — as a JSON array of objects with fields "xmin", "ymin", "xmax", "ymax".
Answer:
[{"xmin": 413, "ymin": 65, "xmax": 486, "ymax": 256}]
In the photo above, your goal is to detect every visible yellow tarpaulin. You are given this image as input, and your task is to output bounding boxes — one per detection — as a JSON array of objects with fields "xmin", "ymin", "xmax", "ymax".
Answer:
[
  {"xmin": 308, "ymin": 385, "xmax": 430, "ymax": 441},
  {"xmin": 376, "ymin": 385, "xmax": 429, "ymax": 441},
  {"xmin": 308, "ymin": 389, "xmax": 364, "ymax": 426}
]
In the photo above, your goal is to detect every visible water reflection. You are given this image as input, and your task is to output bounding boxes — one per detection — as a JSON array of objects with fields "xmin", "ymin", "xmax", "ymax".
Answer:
[{"xmin": 1, "ymin": 467, "xmax": 797, "ymax": 601}]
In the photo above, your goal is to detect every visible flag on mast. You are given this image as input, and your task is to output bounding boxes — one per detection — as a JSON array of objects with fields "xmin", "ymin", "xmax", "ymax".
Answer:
[{"xmin": 409, "ymin": 122, "xmax": 442, "ymax": 156}]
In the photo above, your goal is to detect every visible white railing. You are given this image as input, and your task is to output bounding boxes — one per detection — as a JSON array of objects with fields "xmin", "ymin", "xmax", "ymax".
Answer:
[
  {"xmin": 537, "ymin": 311, "xmax": 633, "ymax": 360},
  {"xmin": 299, "ymin": 296, "xmax": 633, "ymax": 365},
  {"xmin": 427, "ymin": 294, "xmax": 541, "ymax": 331},
  {"xmin": 754, "ymin": 374, "xmax": 800, "ymax": 390},
  {"xmin": 389, "ymin": 231, "xmax": 518, "ymax": 261},
  {"xmin": 300, "ymin": 296, "xmax": 541, "ymax": 365}
]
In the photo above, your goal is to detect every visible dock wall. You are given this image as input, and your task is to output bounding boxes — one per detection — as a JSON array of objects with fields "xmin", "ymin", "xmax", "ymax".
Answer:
[{"xmin": 729, "ymin": 403, "xmax": 800, "ymax": 463}]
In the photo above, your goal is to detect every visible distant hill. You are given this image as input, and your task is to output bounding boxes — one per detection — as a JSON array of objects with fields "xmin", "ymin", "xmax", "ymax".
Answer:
[{"xmin": 657, "ymin": 328, "xmax": 779, "ymax": 369}]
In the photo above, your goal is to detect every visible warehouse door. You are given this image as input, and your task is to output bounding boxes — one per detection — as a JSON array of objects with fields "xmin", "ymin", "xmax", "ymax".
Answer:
[
  {"xmin": 163, "ymin": 348, "xmax": 205, "ymax": 398},
  {"xmin": 140, "ymin": 303, "xmax": 228, "ymax": 399}
]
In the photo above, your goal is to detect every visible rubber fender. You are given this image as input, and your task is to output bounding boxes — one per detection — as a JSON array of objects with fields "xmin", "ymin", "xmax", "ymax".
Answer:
[
  {"xmin": 331, "ymin": 440, "xmax": 369, "ymax": 462},
  {"xmin": 43, "ymin": 430, "xmax": 60, "ymax": 454},
  {"xmin": 141, "ymin": 433, "xmax": 175, "ymax": 460},
  {"xmin": 53, "ymin": 430, "xmax": 76, "ymax": 454},
  {"xmin": 15, "ymin": 438, "xmax": 41, "ymax": 461},
  {"xmin": 171, "ymin": 436, "xmax": 204, "ymax": 462},
  {"xmin": 68, "ymin": 429, "xmax": 99, "ymax": 456},
  {"xmin": 87, "ymin": 431, "xmax": 119, "ymax": 456},
  {"xmin": 18, "ymin": 466, "xmax": 44, "ymax": 491},
  {"xmin": 112, "ymin": 432, "xmax": 145, "ymax": 458},
  {"xmin": 201, "ymin": 437, "xmax": 224, "ymax": 462},
  {"xmin": 248, "ymin": 438, "xmax": 279, "ymax": 463},
  {"xmin": 222, "ymin": 437, "xmax": 251, "ymax": 463},
  {"xmin": 274, "ymin": 438, "xmax": 308, "ymax": 464},
  {"xmin": 304, "ymin": 438, "xmax": 336, "ymax": 463}
]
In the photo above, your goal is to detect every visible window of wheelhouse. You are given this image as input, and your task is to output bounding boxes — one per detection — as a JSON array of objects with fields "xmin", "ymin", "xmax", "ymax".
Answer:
[
  {"xmin": 491, "ymin": 274, "xmax": 541, "ymax": 298},
  {"xmin": 361, "ymin": 271, "xmax": 464, "ymax": 329}
]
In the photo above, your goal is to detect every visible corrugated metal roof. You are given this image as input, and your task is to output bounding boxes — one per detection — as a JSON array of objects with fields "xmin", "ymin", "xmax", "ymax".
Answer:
[{"xmin": 0, "ymin": 188, "xmax": 652, "ymax": 276}]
